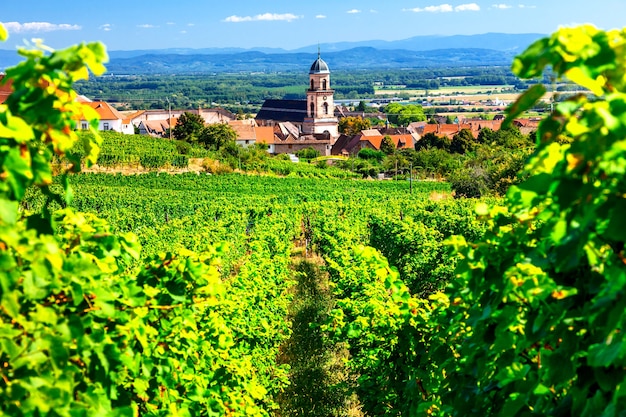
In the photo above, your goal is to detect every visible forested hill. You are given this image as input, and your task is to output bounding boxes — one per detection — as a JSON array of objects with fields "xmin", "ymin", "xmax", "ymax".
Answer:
[
  {"xmin": 101, "ymin": 47, "xmax": 516, "ymax": 74},
  {"xmin": 0, "ymin": 32, "xmax": 543, "ymax": 74}
]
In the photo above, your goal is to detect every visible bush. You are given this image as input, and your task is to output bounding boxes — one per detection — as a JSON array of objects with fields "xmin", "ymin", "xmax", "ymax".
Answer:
[
  {"xmin": 296, "ymin": 147, "xmax": 321, "ymax": 160},
  {"xmin": 357, "ymin": 148, "xmax": 385, "ymax": 162},
  {"xmin": 449, "ymin": 168, "xmax": 489, "ymax": 198},
  {"xmin": 174, "ymin": 140, "xmax": 192, "ymax": 155},
  {"xmin": 202, "ymin": 158, "xmax": 233, "ymax": 174},
  {"xmin": 315, "ymin": 160, "xmax": 328, "ymax": 169}
]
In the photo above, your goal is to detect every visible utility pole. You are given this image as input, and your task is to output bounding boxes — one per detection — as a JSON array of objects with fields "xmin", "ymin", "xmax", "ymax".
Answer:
[
  {"xmin": 167, "ymin": 97, "xmax": 172, "ymax": 140},
  {"xmin": 410, "ymin": 162, "xmax": 413, "ymax": 194}
]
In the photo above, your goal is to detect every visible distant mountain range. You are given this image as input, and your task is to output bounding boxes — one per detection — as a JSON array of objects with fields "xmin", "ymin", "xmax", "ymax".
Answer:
[{"xmin": 0, "ymin": 33, "xmax": 545, "ymax": 74}]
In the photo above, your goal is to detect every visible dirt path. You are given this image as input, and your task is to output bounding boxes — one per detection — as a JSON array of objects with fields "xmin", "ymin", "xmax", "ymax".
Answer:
[{"xmin": 277, "ymin": 245, "xmax": 363, "ymax": 417}]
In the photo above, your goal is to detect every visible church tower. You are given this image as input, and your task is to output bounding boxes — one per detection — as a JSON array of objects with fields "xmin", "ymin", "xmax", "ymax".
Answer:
[{"xmin": 302, "ymin": 50, "xmax": 338, "ymax": 138}]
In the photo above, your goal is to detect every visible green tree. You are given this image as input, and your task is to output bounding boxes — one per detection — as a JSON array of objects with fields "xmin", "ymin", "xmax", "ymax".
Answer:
[
  {"xmin": 380, "ymin": 135, "xmax": 396, "ymax": 155},
  {"xmin": 476, "ymin": 126, "xmax": 497, "ymax": 143},
  {"xmin": 198, "ymin": 122, "xmax": 237, "ymax": 150},
  {"xmin": 383, "ymin": 152, "xmax": 408, "ymax": 174},
  {"xmin": 449, "ymin": 128, "xmax": 475, "ymax": 154},
  {"xmin": 172, "ymin": 111, "xmax": 205, "ymax": 142},
  {"xmin": 413, "ymin": 147, "xmax": 462, "ymax": 178},
  {"xmin": 415, "ymin": 132, "xmax": 451, "ymax": 151},
  {"xmin": 384, "ymin": 103, "xmax": 426, "ymax": 126},
  {"xmin": 338, "ymin": 116, "xmax": 371, "ymax": 135}
]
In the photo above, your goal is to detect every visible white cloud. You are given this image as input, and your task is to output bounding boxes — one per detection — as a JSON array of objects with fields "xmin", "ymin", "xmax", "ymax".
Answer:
[
  {"xmin": 370, "ymin": 9, "xmax": 379, "ymax": 13},
  {"xmin": 316, "ymin": 14, "xmax": 327, "ymax": 19},
  {"xmin": 518, "ymin": 4, "xmax": 537, "ymax": 8},
  {"xmin": 492, "ymin": 3, "xmax": 512, "ymax": 9},
  {"xmin": 166, "ymin": 22, "xmax": 175, "ymax": 26},
  {"xmin": 456, "ymin": 3, "xmax": 480, "ymax": 11},
  {"xmin": 404, "ymin": 4, "xmax": 454, "ymax": 13},
  {"xmin": 404, "ymin": 3, "xmax": 480, "ymax": 12},
  {"xmin": 223, "ymin": 13, "xmax": 300, "ymax": 23},
  {"xmin": 99, "ymin": 23, "xmax": 112, "ymax": 32},
  {"xmin": 137, "ymin": 24, "xmax": 158, "ymax": 28},
  {"xmin": 180, "ymin": 30, "xmax": 187, "ymax": 34},
  {"xmin": 347, "ymin": 9, "xmax": 361, "ymax": 14},
  {"xmin": 2, "ymin": 21, "xmax": 81, "ymax": 33},
  {"xmin": 187, "ymin": 23, "xmax": 195, "ymax": 27}
]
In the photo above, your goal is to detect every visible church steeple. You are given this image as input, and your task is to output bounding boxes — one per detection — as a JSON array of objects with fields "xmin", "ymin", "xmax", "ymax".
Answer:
[{"xmin": 303, "ymin": 49, "xmax": 338, "ymax": 138}]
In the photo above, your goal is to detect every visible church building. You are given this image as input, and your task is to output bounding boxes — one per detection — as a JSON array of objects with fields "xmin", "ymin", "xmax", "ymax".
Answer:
[
  {"xmin": 302, "ymin": 52, "xmax": 339, "ymax": 137},
  {"xmin": 255, "ymin": 51, "xmax": 339, "ymax": 155}
]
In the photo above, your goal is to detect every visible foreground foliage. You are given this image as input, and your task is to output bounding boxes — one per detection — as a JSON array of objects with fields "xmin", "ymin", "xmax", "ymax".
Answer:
[
  {"xmin": 427, "ymin": 24, "xmax": 626, "ymax": 416},
  {"xmin": 0, "ymin": 28, "xmax": 292, "ymax": 417}
]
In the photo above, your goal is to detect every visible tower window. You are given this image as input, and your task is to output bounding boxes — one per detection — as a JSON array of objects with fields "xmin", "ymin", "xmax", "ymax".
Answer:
[
  {"xmin": 323, "ymin": 102, "xmax": 329, "ymax": 115},
  {"xmin": 310, "ymin": 80, "xmax": 315, "ymax": 90},
  {"xmin": 322, "ymin": 79, "xmax": 327, "ymax": 90},
  {"xmin": 310, "ymin": 102, "xmax": 315, "ymax": 117}
]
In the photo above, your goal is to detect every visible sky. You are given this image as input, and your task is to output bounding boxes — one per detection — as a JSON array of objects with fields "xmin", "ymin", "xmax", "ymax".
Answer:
[{"xmin": 2, "ymin": 1, "xmax": 626, "ymax": 52}]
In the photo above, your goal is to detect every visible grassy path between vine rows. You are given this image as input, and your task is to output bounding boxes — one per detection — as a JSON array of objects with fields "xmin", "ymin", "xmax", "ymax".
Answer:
[{"xmin": 276, "ymin": 245, "xmax": 363, "ymax": 417}]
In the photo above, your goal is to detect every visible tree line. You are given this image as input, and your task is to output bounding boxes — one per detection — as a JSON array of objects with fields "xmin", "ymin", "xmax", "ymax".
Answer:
[{"xmin": 73, "ymin": 67, "xmax": 538, "ymax": 113}]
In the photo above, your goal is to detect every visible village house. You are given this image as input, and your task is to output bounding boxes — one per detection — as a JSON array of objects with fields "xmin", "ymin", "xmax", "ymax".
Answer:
[
  {"xmin": 132, "ymin": 107, "xmax": 236, "ymax": 137},
  {"xmin": 254, "ymin": 126, "xmax": 276, "ymax": 153},
  {"xmin": 228, "ymin": 119, "xmax": 258, "ymax": 148},
  {"xmin": 80, "ymin": 101, "xmax": 135, "ymax": 135},
  {"xmin": 513, "ymin": 118, "xmax": 541, "ymax": 135},
  {"xmin": 331, "ymin": 128, "xmax": 417, "ymax": 156},
  {"xmin": 132, "ymin": 108, "xmax": 269, "ymax": 141},
  {"xmin": 137, "ymin": 117, "xmax": 177, "ymax": 138}
]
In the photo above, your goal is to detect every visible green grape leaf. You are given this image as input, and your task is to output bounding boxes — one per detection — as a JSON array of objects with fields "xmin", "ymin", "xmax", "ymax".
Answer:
[
  {"xmin": 587, "ymin": 339, "xmax": 623, "ymax": 367},
  {"xmin": 0, "ymin": 198, "xmax": 18, "ymax": 225},
  {"xmin": 504, "ymin": 84, "xmax": 547, "ymax": 128}
]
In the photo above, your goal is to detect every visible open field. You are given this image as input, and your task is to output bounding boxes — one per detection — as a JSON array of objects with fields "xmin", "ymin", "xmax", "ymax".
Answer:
[
  {"xmin": 374, "ymin": 84, "xmax": 558, "ymax": 112},
  {"xmin": 374, "ymin": 85, "xmax": 514, "ymax": 96}
]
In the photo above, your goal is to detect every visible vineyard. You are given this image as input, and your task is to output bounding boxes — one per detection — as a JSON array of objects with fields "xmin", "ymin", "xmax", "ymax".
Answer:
[
  {"xmin": 3, "ymin": 24, "xmax": 626, "ymax": 417},
  {"xmin": 40, "ymin": 172, "xmax": 489, "ymax": 416}
]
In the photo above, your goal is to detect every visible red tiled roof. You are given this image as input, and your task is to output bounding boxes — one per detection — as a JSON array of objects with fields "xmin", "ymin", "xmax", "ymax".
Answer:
[
  {"xmin": 142, "ymin": 118, "xmax": 177, "ymax": 135},
  {"xmin": 229, "ymin": 120, "xmax": 256, "ymax": 140},
  {"xmin": 420, "ymin": 123, "xmax": 475, "ymax": 138},
  {"xmin": 360, "ymin": 128, "xmax": 382, "ymax": 136},
  {"xmin": 360, "ymin": 134, "xmax": 414, "ymax": 150},
  {"xmin": 513, "ymin": 118, "xmax": 541, "ymax": 128},
  {"xmin": 422, "ymin": 125, "xmax": 439, "ymax": 135},
  {"xmin": 84, "ymin": 101, "xmax": 125, "ymax": 121},
  {"xmin": 255, "ymin": 126, "xmax": 276, "ymax": 144},
  {"xmin": 126, "ymin": 110, "xmax": 146, "ymax": 120}
]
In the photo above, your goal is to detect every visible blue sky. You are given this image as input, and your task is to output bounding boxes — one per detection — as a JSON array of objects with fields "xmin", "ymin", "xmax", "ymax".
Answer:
[{"xmin": 2, "ymin": 1, "xmax": 625, "ymax": 51}]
